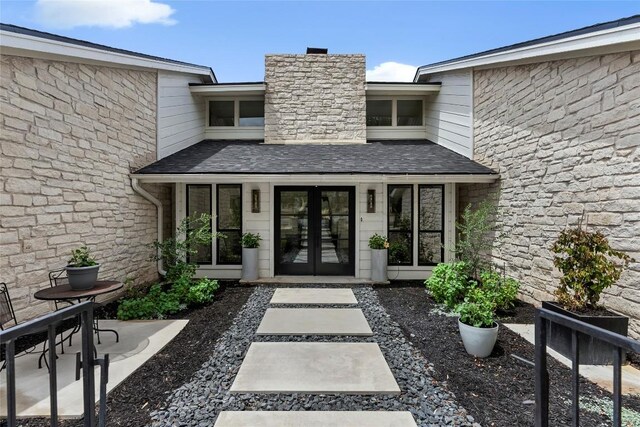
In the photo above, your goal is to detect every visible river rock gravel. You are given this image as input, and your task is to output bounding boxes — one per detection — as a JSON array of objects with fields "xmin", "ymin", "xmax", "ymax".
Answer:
[{"xmin": 150, "ymin": 286, "xmax": 478, "ymax": 427}]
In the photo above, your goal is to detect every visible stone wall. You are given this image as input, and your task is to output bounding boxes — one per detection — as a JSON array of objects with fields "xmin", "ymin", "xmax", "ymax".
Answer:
[
  {"xmin": 463, "ymin": 50, "xmax": 640, "ymax": 335},
  {"xmin": 0, "ymin": 55, "xmax": 162, "ymax": 321},
  {"xmin": 264, "ymin": 54, "xmax": 366, "ymax": 144}
]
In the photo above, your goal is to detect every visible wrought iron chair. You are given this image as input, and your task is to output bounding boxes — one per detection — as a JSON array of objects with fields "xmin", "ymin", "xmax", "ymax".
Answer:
[{"xmin": 0, "ymin": 282, "xmax": 18, "ymax": 371}]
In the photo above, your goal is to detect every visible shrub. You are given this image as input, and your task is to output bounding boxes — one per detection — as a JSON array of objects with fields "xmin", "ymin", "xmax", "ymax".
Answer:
[
  {"xmin": 425, "ymin": 262, "xmax": 475, "ymax": 309},
  {"xmin": 552, "ymin": 225, "xmax": 633, "ymax": 310},
  {"xmin": 68, "ymin": 246, "xmax": 97, "ymax": 267},
  {"xmin": 455, "ymin": 201, "xmax": 499, "ymax": 279},
  {"xmin": 117, "ymin": 284, "xmax": 182, "ymax": 320},
  {"xmin": 456, "ymin": 287, "xmax": 496, "ymax": 328},
  {"xmin": 241, "ymin": 232, "xmax": 262, "ymax": 248},
  {"xmin": 480, "ymin": 270, "xmax": 519, "ymax": 311},
  {"xmin": 152, "ymin": 213, "xmax": 215, "ymax": 284},
  {"xmin": 368, "ymin": 233, "xmax": 389, "ymax": 250},
  {"xmin": 186, "ymin": 278, "xmax": 220, "ymax": 304}
]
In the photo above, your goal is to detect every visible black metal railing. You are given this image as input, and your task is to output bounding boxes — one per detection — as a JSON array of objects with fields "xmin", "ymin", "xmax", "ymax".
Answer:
[
  {"xmin": 535, "ymin": 307, "xmax": 640, "ymax": 427},
  {"xmin": 0, "ymin": 302, "xmax": 109, "ymax": 427}
]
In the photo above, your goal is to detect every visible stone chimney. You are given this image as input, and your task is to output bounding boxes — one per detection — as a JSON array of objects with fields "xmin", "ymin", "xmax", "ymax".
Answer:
[{"xmin": 264, "ymin": 53, "xmax": 366, "ymax": 144}]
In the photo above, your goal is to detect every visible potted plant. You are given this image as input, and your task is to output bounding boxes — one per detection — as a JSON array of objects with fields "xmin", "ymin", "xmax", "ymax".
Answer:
[
  {"xmin": 369, "ymin": 233, "xmax": 389, "ymax": 283},
  {"xmin": 66, "ymin": 246, "xmax": 100, "ymax": 290},
  {"xmin": 456, "ymin": 287, "xmax": 499, "ymax": 358},
  {"xmin": 545, "ymin": 224, "xmax": 634, "ymax": 364},
  {"xmin": 241, "ymin": 232, "xmax": 262, "ymax": 281}
]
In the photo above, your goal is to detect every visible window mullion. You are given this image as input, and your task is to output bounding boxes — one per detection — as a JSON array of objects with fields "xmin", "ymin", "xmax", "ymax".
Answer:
[{"xmin": 392, "ymin": 98, "xmax": 397, "ymax": 127}]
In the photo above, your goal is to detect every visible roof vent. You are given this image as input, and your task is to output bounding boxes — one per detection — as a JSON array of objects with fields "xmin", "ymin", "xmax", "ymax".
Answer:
[{"xmin": 306, "ymin": 47, "xmax": 328, "ymax": 54}]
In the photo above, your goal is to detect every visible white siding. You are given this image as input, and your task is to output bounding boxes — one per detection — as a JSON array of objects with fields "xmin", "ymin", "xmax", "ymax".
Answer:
[
  {"xmin": 423, "ymin": 70, "xmax": 473, "ymax": 158},
  {"xmin": 157, "ymin": 71, "xmax": 206, "ymax": 159}
]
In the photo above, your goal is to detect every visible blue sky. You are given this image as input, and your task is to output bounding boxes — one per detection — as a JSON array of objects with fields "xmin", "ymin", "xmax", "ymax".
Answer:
[{"xmin": 2, "ymin": 1, "xmax": 639, "ymax": 82}]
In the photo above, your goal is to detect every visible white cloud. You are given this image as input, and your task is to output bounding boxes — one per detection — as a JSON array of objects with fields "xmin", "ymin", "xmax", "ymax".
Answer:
[
  {"xmin": 366, "ymin": 61, "xmax": 417, "ymax": 82},
  {"xmin": 35, "ymin": 0, "xmax": 177, "ymax": 29}
]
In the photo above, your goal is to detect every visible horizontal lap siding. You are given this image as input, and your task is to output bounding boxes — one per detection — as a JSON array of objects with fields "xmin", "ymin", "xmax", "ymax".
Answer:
[
  {"xmin": 423, "ymin": 70, "xmax": 473, "ymax": 159},
  {"xmin": 157, "ymin": 71, "xmax": 205, "ymax": 159}
]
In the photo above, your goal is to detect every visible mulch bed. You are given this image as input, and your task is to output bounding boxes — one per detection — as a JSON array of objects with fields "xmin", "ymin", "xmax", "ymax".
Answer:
[
  {"xmin": 376, "ymin": 283, "xmax": 640, "ymax": 427},
  {"xmin": 16, "ymin": 283, "xmax": 253, "ymax": 427}
]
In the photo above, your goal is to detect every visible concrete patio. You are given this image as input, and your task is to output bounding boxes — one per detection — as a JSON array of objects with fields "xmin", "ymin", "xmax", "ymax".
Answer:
[{"xmin": 0, "ymin": 319, "xmax": 187, "ymax": 418}]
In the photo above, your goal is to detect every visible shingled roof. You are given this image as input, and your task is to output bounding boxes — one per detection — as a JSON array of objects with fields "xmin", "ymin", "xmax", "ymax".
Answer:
[{"xmin": 134, "ymin": 140, "xmax": 497, "ymax": 175}]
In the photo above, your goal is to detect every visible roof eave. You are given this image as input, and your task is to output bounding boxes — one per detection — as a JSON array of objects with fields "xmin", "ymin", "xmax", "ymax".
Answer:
[
  {"xmin": 414, "ymin": 19, "xmax": 640, "ymax": 79},
  {"xmin": 130, "ymin": 172, "xmax": 500, "ymax": 184},
  {"xmin": 0, "ymin": 27, "xmax": 215, "ymax": 81}
]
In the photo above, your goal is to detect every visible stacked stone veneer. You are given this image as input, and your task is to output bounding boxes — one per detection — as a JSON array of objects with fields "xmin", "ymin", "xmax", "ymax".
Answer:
[
  {"xmin": 264, "ymin": 54, "xmax": 366, "ymax": 144},
  {"xmin": 460, "ymin": 50, "xmax": 640, "ymax": 335},
  {"xmin": 0, "ymin": 55, "xmax": 164, "ymax": 321}
]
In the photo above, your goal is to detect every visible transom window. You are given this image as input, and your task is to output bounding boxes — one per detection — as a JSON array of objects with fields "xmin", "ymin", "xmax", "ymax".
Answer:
[
  {"xmin": 209, "ymin": 100, "xmax": 264, "ymax": 127},
  {"xmin": 367, "ymin": 98, "xmax": 423, "ymax": 127}
]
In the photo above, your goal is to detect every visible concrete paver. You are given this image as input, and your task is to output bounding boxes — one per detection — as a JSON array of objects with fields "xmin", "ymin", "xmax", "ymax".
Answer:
[
  {"xmin": 230, "ymin": 342, "xmax": 400, "ymax": 394},
  {"xmin": 270, "ymin": 288, "xmax": 357, "ymax": 305},
  {"xmin": 214, "ymin": 411, "xmax": 417, "ymax": 426},
  {"xmin": 257, "ymin": 308, "xmax": 373, "ymax": 336}
]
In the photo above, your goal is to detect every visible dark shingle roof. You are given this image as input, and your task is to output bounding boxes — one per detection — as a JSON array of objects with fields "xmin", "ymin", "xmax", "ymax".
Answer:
[{"xmin": 135, "ymin": 140, "xmax": 496, "ymax": 175}]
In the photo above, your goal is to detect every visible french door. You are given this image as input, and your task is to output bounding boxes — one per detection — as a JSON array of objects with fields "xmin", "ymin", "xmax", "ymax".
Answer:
[{"xmin": 275, "ymin": 186, "xmax": 355, "ymax": 276}]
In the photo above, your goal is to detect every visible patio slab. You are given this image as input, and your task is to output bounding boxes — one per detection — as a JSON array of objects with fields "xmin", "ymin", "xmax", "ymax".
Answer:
[
  {"xmin": 505, "ymin": 323, "xmax": 640, "ymax": 395},
  {"xmin": 230, "ymin": 342, "xmax": 400, "ymax": 394},
  {"xmin": 270, "ymin": 288, "xmax": 357, "ymax": 305},
  {"xmin": 0, "ymin": 319, "xmax": 188, "ymax": 418},
  {"xmin": 257, "ymin": 308, "xmax": 373, "ymax": 336},
  {"xmin": 214, "ymin": 411, "xmax": 417, "ymax": 426}
]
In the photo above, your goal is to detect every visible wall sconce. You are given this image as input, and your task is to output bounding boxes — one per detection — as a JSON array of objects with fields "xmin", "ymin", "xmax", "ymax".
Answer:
[
  {"xmin": 367, "ymin": 189, "xmax": 376, "ymax": 213},
  {"xmin": 251, "ymin": 189, "xmax": 260, "ymax": 213}
]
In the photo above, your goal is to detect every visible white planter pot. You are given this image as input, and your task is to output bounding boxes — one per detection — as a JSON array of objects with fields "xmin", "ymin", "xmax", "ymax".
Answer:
[
  {"xmin": 458, "ymin": 319, "xmax": 499, "ymax": 358},
  {"xmin": 241, "ymin": 248, "xmax": 259, "ymax": 281},
  {"xmin": 370, "ymin": 249, "xmax": 388, "ymax": 283}
]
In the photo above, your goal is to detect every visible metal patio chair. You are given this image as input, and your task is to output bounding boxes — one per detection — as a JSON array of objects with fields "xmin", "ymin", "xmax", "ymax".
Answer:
[{"xmin": 0, "ymin": 282, "xmax": 18, "ymax": 371}]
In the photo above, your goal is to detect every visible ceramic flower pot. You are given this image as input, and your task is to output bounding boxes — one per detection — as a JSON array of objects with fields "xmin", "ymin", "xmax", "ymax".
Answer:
[
  {"xmin": 65, "ymin": 264, "xmax": 100, "ymax": 290},
  {"xmin": 371, "ymin": 249, "xmax": 388, "ymax": 283},
  {"xmin": 458, "ymin": 318, "xmax": 498, "ymax": 358},
  {"xmin": 241, "ymin": 248, "xmax": 259, "ymax": 281}
]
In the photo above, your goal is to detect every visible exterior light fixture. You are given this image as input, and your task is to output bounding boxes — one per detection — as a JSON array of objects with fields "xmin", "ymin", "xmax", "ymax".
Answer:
[
  {"xmin": 251, "ymin": 189, "xmax": 260, "ymax": 213},
  {"xmin": 367, "ymin": 189, "xmax": 376, "ymax": 213}
]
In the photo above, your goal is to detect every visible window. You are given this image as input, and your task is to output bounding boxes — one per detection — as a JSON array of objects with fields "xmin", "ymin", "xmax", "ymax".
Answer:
[
  {"xmin": 388, "ymin": 185, "xmax": 413, "ymax": 265},
  {"xmin": 366, "ymin": 100, "xmax": 392, "ymax": 126},
  {"xmin": 397, "ymin": 100, "xmax": 423, "ymax": 126},
  {"xmin": 186, "ymin": 185, "xmax": 212, "ymax": 264},
  {"xmin": 217, "ymin": 184, "xmax": 242, "ymax": 264},
  {"xmin": 239, "ymin": 101, "xmax": 265, "ymax": 127},
  {"xmin": 418, "ymin": 185, "xmax": 444, "ymax": 265},
  {"xmin": 208, "ymin": 100, "xmax": 265, "ymax": 127},
  {"xmin": 366, "ymin": 98, "xmax": 423, "ymax": 127},
  {"xmin": 209, "ymin": 101, "xmax": 234, "ymax": 126}
]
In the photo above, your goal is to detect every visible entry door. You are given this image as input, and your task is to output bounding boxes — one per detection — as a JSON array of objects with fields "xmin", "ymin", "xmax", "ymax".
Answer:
[{"xmin": 275, "ymin": 186, "xmax": 355, "ymax": 276}]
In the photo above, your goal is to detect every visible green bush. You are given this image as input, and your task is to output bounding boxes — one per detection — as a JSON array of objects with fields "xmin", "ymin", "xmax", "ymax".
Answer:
[
  {"xmin": 368, "ymin": 233, "xmax": 388, "ymax": 250},
  {"xmin": 454, "ymin": 201, "xmax": 499, "ymax": 279},
  {"xmin": 117, "ymin": 284, "xmax": 182, "ymax": 320},
  {"xmin": 552, "ymin": 225, "xmax": 633, "ymax": 310},
  {"xmin": 425, "ymin": 262, "xmax": 475, "ymax": 309},
  {"xmin": 456, "ymin": 287, "xmax": 496, "ymax": 328},
  {"xmin": 480, "ymin": 270, "xmax": 519, "ymax": 311},
  {"xmin": 241, "ymin": 232, "xmax": 262, "ymax": 248},
  {"xmin": 186, "ymin": 278, "xmax": 220, "ymax": 304}
]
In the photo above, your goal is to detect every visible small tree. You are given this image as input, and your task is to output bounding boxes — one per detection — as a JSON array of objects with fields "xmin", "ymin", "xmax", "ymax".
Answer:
[
  {"xmin": 152, "ymin": 213, "xmax": 215, "ymax": 283},
  {"xmin": 552, "ymin": 225, "xmax": 633, "ymax": 310},
  {"xmin": 454, "ymin": 201, "xmax": 499, "ymax": 279}
]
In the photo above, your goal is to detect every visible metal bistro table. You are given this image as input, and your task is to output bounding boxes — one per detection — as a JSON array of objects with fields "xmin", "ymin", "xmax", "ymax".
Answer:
[{"xmin": 34, "ymin": 280, "xmax": 123, "ymax": 368}]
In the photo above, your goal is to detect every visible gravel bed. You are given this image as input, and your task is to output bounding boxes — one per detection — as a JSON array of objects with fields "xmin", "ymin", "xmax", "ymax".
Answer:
[{"xmin": 150, "ymin": 286, "xmax": 477, "ymax": 426}]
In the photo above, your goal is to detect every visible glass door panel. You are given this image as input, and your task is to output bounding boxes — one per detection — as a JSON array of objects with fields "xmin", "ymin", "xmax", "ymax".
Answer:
[{"xmin": 276, "ymin": 188, "xmax": 313, "ymax": 275}]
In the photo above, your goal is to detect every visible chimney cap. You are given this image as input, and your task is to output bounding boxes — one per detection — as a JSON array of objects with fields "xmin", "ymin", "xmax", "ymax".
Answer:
[{"xmin": 306, "ymin": 47, "xmax": 328, "ymax": 54}]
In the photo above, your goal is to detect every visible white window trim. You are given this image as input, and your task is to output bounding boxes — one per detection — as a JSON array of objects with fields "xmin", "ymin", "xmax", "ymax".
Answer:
[
  {"xmin": 205, "ymin": 96, "xmax": 265, "ymax": 130},
  {"xmin": 366, "ymin": 95, "xmax": 426, "ymax": 130}
]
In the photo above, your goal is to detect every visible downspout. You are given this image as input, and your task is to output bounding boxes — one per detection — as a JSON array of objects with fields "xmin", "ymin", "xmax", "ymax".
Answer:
[{"xmin": 131, "ymin": 177, "xmax": 166, "ymax": 276}]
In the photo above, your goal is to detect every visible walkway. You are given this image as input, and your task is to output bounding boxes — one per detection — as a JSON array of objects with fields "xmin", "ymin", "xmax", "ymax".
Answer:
[{"xmin": 150, "ymin": 287, "xmax": 477, "ymax": 426}]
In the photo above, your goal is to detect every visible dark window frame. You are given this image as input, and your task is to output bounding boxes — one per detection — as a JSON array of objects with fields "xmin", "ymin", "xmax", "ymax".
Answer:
[
  {"xmin": 216, "ymin": 184, "xmax": 243, "ymax": 265},
  {"xmin": 366, "ymin": 99, "xmax": 393, "ymax": 127},
  {"xmin": 186, "ymin": 184, "xmax": 213, "ymax": 265},
  {"xmin": 418, "ymin": 184, "xmax": 445, "ymax": 266},
  {"xmin": 208, "ymin": 100, "xmax": 235, "ymax": 127},
  {"xmin": 387, "ymin": 184, "xmax": 413, "ymax": 266},
  {"xmin": 238, "ymin": 100, "xmax": 265, "ymax": 127}
]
